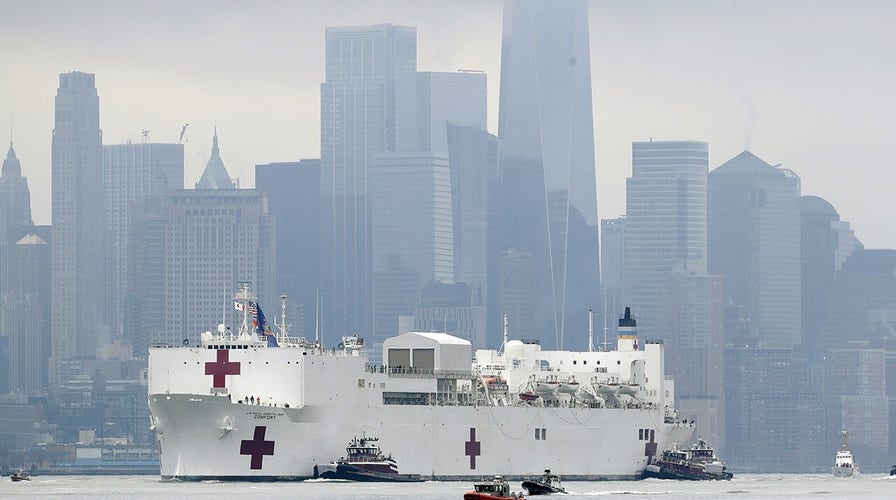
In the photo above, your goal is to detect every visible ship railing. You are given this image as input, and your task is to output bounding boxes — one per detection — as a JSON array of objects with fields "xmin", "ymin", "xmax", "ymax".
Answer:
[{"xmin": 365, "ymin": 365, "xmax": 473, "ymax": 379}]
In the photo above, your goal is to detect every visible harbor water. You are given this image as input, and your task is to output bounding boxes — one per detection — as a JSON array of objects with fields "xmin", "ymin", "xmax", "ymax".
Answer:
[{"xmin": 3, "ymin": 474, "xmax": 895, "ymax": 499}]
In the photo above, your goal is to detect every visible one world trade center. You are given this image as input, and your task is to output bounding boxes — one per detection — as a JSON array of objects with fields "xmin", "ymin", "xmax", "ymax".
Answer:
[{"xmin": 498, "ymin": 0, "xmax": 601, "ymax": 349}]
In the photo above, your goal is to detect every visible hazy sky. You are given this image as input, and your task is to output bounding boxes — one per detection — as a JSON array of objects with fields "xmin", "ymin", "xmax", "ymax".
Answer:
[{"xmin": 2, "ymin": 0, "xmax": 895, "ymax": 247}]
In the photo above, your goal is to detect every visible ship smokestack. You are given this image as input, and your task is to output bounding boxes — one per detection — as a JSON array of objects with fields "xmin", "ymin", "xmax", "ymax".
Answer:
[{"xmin": 617, "ymin": 307, "xmax": 639, "ymax": 351}]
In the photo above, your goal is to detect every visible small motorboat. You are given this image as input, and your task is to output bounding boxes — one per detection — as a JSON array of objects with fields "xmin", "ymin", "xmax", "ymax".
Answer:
[
  {"xmin": 889, "ymin": 464, "xmax": 895, "ymax": 476},
  {"xmin": 521, "ymin": 469, "xmax": 566, "ymax": 495},
  {"xmin": 464, "ymin": 475, "xmax": 526, "ymax": 499},
  {"xmin": 313, "ymin": 434, "xmax": 424, "ymax": 482},
  {"xmin": 10, "ymin": 469, "xmax": 31, "ymax": 482}
]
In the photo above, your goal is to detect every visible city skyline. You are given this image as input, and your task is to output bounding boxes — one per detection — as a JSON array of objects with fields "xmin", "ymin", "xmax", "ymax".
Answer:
[{"xmin": 2, "ymin": 0, "xmax": 895, "ymax": 247}]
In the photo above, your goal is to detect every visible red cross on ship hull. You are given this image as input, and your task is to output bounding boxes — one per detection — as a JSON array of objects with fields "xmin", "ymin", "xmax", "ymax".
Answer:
[
  {"xmin": 465, "ymin": 427, "xmax": 481, "ymax": 469},
  {"xmin": 205, "ymin": 349, "xmax": 241, "ymax": 388},
  {"xmin": 240, "ymin": 425, "xmax": 275, "ymax": 470}
]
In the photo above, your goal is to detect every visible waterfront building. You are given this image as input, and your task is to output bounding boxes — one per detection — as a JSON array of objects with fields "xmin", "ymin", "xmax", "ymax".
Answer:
[
  {"xmin": 825, "ymin": 343, "xmax": 889, "ymax": 466},
  {"xmin": 668, "ymin": 268, "xmax": 725, "ymax": 451}
]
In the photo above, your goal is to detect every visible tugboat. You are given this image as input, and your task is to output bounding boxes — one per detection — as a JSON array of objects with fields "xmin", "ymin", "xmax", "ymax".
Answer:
[
  {"xmin": 10, "ymin": 468, "xmax": 31, "ymax": 482},
  {"xmin": 464, "ymin": 476, "xmax": 525, "ymax": 499},
  {"xmin": 643, "ymin": 437, "xmax": 732, "ymax": 480},
  {"xmin": 521, "ymin": 469, "xmax": 566, "ymax": 495},
  {"xmin": 313, "ymin": 435, "xmax": 424, "ymax": 482},
  {"xmin": 832, "ymin": 430, "xmax": 858, "ymax": 477}
]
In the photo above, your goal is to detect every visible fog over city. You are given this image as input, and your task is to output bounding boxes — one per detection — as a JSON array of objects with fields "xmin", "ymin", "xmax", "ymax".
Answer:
[
  {"xmin": 3, "ymin": 0, "xmax": 896, "ymax": 478},
  {"xmin": 2, "ymin": 0, "xmax": 895, "ymax": 247}
]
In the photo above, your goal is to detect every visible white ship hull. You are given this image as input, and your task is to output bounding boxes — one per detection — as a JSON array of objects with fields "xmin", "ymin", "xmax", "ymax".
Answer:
[
  {"xmin": 149, "ymin": 320, "xmax": 694, "ymax": 480},
  {"xmin": 151, "ymin": 393, "xmax": 693, "ymax": 480},
  {"xmin": 832, "ymin": 465, "xmax": 857, "ymax": 477}
]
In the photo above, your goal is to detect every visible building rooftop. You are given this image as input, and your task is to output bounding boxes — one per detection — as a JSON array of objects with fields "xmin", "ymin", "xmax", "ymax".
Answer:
[
  {"xmin": 711, "ymin": 151, "xmax": 781, "ymax": 177},
  {"xmin": 798, "ymin": 195, "xmax": 839, "ymax": 218},
  {"xmin": 195, "ymin": 128, "xmax": 233, "ymax": 189},
  {"xmin": 16, "ymin": 234, "xmax": 47, "ymax": 245}
]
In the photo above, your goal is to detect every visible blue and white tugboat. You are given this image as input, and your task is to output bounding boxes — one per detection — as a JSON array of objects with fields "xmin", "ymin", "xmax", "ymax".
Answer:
[
  {"xmin": 521, "ymin": 469, "xmax": 566, "ymax": 495},
  {"xmin": 313, "ymin": 434, "xmax": 424, "ymax": 482},
  {"xmin": 643, "ymin": 438, "xmax": 732, "ymax": 480}
]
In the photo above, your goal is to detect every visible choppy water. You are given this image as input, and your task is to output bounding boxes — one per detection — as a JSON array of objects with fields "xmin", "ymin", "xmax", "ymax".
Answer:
[{"xmin": 2, "ymin": 474, "xmax": 895, "ymax": 499}]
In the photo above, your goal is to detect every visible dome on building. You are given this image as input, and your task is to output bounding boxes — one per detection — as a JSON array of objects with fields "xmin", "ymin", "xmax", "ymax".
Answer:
[{"xmin": 797, "ymin": 195, "xmax": 839, "ymax": 218}]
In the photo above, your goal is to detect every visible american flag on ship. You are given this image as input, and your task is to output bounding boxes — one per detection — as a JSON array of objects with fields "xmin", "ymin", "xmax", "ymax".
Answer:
[{"xmin": 248, "ymin": 301, "xmax": 267, "ymax": 334}]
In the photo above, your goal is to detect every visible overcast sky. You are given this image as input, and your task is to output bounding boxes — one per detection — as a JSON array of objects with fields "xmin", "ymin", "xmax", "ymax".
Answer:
[{"xmin": 2, "ymin": 0, "xmax": 895, "ymax": 247}]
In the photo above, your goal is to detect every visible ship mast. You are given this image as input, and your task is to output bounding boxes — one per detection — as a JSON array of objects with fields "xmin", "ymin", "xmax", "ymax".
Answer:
[
  {"xmin": 588, "ymin": 308, "xmax": 594, "ymax": 353},
  {"xmin": 234, "ymin": 282, "xmax": 255, "ymax": 340},
  {"xmin": 601, "ymin": 302, "xmax": 612, "ymax": 352},
  {"xmin": 275, "ymin": 294, "xmax": 291, "ymax": 345},
  {"xmin": 501, "ymin": 313, "xmax": 509, "ymax": 354},
  {"xmin": 315, "ymin": 289, "xmax": 320, "ymax": 347}
]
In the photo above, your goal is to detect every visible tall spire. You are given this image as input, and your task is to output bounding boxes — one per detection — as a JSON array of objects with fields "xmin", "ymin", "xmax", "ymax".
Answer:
[
  {"xmin": 3, "ymin": 141, "xmax": 21, "ymax": 178},
  {"xmin": 195, "ymin": 127, "xmax": 233, "ymax": 189}
]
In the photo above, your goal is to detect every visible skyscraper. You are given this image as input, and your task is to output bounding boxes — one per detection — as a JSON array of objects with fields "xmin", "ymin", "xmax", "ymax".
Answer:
[
  {"xmin": 256, "ymin": 159, "xmax": 321, "ymax": 338},
  {"xmin": 320, "ymin": 24, "xmax": 417, "ymax": 340},
  {"xmin": 600, "ymin": 217, "xmax": 626, "ymax": 326},
  {"xmin": 798, "ymin": 195, "xmax": 862, "ymax": 348},
  {"xmin": 447, "ymin": 123, "xmax": 501, "ymax": 347},
  {"xmin": 417, "ymin": 71, "xmax": 487, "ymax": 154},
  {"xmin": 3, "ymin": 234, "xmax": 49, "ymax": 392},
  {"xmin": 370, "ymin": 152, "xmax": 452, "ymax": 354},
  {"xmin": 103, "ymin": 142, "xmax": 183, "ymax": 348},
  {"xmin": 708, "ymin": 151, "xmax": 801, "ymax": 347},
  {"xmin": 161, "ymin": 131, "xmax": 273, "ymax": 346},
  {"xmin": 50, "ymin": 71, "xmax": 106, "ymax": 386},
  {"xmin": 625, "ymin": 140, "xmax": 708, "ymax": 340},
  {"xmin": 668, "ymin": 268, "xmax": 725, "ymax": 450},
  {"xmin": 0, "ymin": 143, "xmax": 33, "ymax": 294},
  {"xmin": 498, "ymin": 0, "xmax": 599, "ymax": 349}
]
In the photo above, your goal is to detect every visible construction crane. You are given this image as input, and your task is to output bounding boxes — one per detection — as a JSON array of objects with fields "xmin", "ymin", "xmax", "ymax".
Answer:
[{"xmin": 178, "ymin": 123, "xmax": 189, "ymax": 143}]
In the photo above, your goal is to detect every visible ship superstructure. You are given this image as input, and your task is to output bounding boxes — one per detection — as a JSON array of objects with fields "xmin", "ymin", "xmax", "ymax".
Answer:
[{"xmin": 148, "ymin": 299, "xmax": 694, "ymax": 480}]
